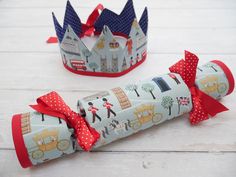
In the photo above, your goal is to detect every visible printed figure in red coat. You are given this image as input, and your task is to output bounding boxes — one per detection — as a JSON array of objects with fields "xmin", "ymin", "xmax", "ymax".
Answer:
[
  {"xmin": 168, "ymin": 73, "xmax": 181, "ymax": 84},
  {"xmin": 88, "ymin": 102, "xmax": 102, "ymax": 123},
  {"xmin": 126, "ymin": 36, "xmax": 133, "ymax": 56},
  {"xmin": 102, "ymin": 98, "xmax": 116, "ymax": 118},
  {"xmin": 130, "ymin": 57, "xmax": 133, "ymax": 67},
  {"xmin": 135, "ymin": 53, "xmax": 140, "ymax": 64}
]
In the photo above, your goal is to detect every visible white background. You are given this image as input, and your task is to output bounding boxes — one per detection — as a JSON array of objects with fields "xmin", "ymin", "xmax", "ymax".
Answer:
[{"xmin": 0, "ymin": 0, "xmax": 235, "ymax": 176}]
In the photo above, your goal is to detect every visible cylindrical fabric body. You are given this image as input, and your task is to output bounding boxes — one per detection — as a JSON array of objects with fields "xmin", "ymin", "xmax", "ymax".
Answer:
[
  {"xmin": 12, "ymin": 60, "xmax": 234, "ymax": 167},
  {"xmin": 195, "ymin": 60, "xmax": 234, "ymax": 99},
  {"xmin": 12, "ymin": 112, "xmax": 76, "ymax": 168}
]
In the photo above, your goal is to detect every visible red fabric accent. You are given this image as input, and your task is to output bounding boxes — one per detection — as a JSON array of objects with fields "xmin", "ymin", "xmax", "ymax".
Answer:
[
  {"xmin": 63, "ymin": 53, "xmax": 147, "ymax": 77},
  {"xmin": 211, "ymin": 60, "xmax": 235, "ymax": 95},
  {"xmin": 46, "ymin": 37, "xmax": 58, "ymax": 43},
  {"xmin": 88, "ymin": 106, "xmax": 99, "ymax": 113},
  {"xmin": 12, "ymin": 114, "xmax": 32, "ymax": 168},
  {"xmin": 30, "ymin": 91, "xmax": 100, "ymax": 151},
  {"xmin": 169, "ymin": 51, "xmax": 229, "ymax": 125},
  {"xmin": 81, "ymin": 4, "xmax": 104, "ymax": 37},
  {"xmin": 168, "ymin": 73, "xmax": 177, "ymax": 79},
  {"xmin": 103, "ymin": 102, "xmax": 113, "ymax": 109}
]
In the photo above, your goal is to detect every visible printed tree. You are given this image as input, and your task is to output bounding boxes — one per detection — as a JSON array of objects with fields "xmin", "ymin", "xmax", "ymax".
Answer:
[
  {"xmin": 126, "ymin": 84, "xmax": 140, "ymax": 97},
  {"xmin": 41, "ymin": 113, "xmax": 44, "ymax": 121},
  {"xmin": 161, "ymin": 96, "xmax": 174, "ymax": 115},
  {"xmin": 89, "ymin": 62, "xmax": 99, "ymax": 72},
  {"xmin": 142, "ymin": 83, "xmax": 156, "ymax": 99},
  {"xmin": 82, "ymin": 49, "xmax": 92, "ymax": 63}
]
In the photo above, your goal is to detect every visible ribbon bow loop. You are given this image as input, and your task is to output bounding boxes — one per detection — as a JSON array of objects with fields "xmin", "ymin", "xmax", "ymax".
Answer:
[
  {"xmin": 30, "ymin": 91, "xmax": 100, "ymax": 151},
  {"xmin": 169, "ymin": 51, "xmax": 228, "ymax": 125},
  {"xmin": 169, "ymin": 51, "xmax": 198, "ymax": 87}
]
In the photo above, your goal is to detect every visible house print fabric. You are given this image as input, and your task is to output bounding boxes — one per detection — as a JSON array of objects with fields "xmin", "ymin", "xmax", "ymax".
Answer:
[
  {"xmin": 11, "ymin": 52, "xmax": 234, "ymax": 168},
  {"xmin": 51, "ymin": 0, "xmax": 148, "ymax": 77}
]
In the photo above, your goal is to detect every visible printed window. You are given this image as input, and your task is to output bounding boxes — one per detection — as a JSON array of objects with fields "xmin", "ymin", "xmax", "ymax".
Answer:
[{"xmin": 152, "ymin": 77, "xmax": 171, "ymax": 92}]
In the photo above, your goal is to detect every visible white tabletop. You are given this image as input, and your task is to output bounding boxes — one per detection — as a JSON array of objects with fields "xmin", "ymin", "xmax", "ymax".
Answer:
[{"xmin": 0, "ymin": 0, "xmax": 235, "ymax": 176}]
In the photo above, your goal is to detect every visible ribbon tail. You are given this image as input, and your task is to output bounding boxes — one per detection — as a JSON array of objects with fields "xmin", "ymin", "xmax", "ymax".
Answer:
[
  {"xmin": 88, "ymin": 125, "xmax": 100, "ymax": 142},
  {"xmin": 46, "ymin": 37, "xmax": 58, "ymax": 43},
  {"xmin": 200, "ymin": 90, "xmax": 229, "ymax": 117},
  {"xmin": 189, "ymin": 89, "xmax": 229, "ymax": 125},
  {"xmin": 189, "ymin": 96, "xmax": 209, "ymax": 125},
  {"xmin": 81, "ymin": 4, "xmax": 104, "ymax": 37},
  {"xmin": 76, "ymin": 119, "xmax": 100, "ymax": 151},
  {"xmin": 78, "ymin": 129, "xmax": 100, "ymax": 151},
  {"xmin": 86, "ymin": 4, "xmax": 104, "ymax": 26},
  {"xmin": 84, "ymin": 27, "xmax": 95, "ymax": 36}
]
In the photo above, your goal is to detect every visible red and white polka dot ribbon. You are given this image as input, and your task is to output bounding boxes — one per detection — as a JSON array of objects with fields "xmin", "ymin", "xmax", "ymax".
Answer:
[
  {"xmin": 30, "ymin": 91, "xmax": 100, "ymax": 151},
  {"xmin": 169, "ymin": 51, "xmax": 228, "ymax": 125}
]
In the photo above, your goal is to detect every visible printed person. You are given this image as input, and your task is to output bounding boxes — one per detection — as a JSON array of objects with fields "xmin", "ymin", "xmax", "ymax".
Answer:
[
  {"xmin": 126, "ymin": 36, "xmax": 133, "ymax": 56},
  {"xmin": 130, "ymin": 57, "xmax": 133, "ymax": 67},
  {"xmin": 135, "ymin": 53, "xmax": 140, "ymax": 64},
  {"xmin": 102, "ymin": 98, "xmax": 116, "ymax": 118},
  {"xmin": 88, "ymin": 102, "xmax": 102, "ymax": 123}
]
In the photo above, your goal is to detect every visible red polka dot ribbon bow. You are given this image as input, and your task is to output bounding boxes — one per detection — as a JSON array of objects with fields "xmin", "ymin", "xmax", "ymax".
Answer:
[
  {"xmin": 169, "ymin": 51, "xmax": 228, "ymax": 125},
  {"xmin": 30, "ymin": 91, "xmax": 100, "ymax": 151}
]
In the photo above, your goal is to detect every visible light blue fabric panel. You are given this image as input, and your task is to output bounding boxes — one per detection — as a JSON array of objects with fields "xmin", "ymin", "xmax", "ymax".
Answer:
[{"xmin": 77, "ymin": 73, "xmax": 192, "ymax": 148}]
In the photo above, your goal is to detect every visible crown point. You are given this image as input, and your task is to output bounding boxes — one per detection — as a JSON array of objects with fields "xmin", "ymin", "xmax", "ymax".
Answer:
[
  {"xmin": 139, "ymin": 7, "xmax": 148, "ymax": 35},
  {"xmin": 94, "ymin": 0, "xmax": 137, "ymax": 36},
  {"xmin": 66, "ymin": 0, "xmax": 71, "ymax": 6},
  {"xmin": 63, "ymin": 0, "xmax": 82, "ymax": 37},
  {"xmin": 52, "ymin": 12, "xmax": 63, "ymax": 43},
  {"xmin": 121, "ymin": 0, "xmax": 136, "ymax": 19}
]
